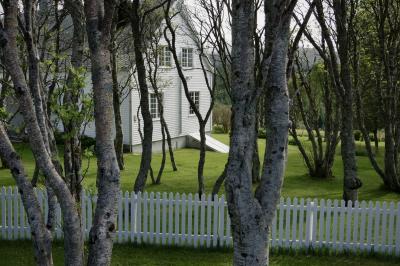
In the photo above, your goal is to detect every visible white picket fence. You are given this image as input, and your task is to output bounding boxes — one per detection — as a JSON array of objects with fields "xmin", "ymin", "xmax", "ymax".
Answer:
[{"xmin": 1, "ymin": 186, "xmax": 400, "ymax": 256}]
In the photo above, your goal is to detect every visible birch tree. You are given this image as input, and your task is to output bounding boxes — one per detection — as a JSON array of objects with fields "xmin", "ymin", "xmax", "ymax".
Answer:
[
  {"xmin": 1, "ymin": 1, "xmax": 84, "ymax": 264},
  {"xmin": 225, "ymin": 0, "xmax": 296, "ymax": 265},
  {"xmin": 84, "ymin": 0, "xmax": 121, "ymax": 265}
]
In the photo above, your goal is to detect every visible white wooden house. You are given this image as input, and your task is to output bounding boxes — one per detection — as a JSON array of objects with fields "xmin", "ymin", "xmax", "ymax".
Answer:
[{"xmin": 82, "ymin": 9, "xmax": 228, "ymax": 153}]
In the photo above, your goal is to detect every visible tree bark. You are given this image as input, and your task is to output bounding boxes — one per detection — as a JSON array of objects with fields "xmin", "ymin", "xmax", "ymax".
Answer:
[
  {"xmin": 225, "ymin": 1, "xmax": 296, "ymax": 265},
  {"xmin": 332, "ymin": 0, "xmax": 362, "ymax": 202},
  {"xmin": 0, "ymin": 124, "xmax": 53, "ymax": 266},
  {"xmin": 63, "ymin": 0, "xmax": 86, "ymax": 201},
  {"xmin": 131, "ymin": 0, "xmax": 153, "ymax": 193},
  {"xmin": 84, "ymin": 1, "xmax": 121, "ymax": 265},
  {"xmin": 2, "ymin": 2, "xmax": 84, "ymax": 265},
  {"xmin": 111, "ymin": 33, "xmax": 125, "ymax": 171}
]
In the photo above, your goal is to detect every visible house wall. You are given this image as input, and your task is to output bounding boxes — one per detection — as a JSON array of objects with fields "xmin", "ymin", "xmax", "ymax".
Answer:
[{"xmin": 131, "ymin": 14, "xmax": 213, "ymax": 152}]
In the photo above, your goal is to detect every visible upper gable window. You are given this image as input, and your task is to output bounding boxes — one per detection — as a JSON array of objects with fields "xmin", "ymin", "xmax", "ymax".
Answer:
[
  {"xmin": 182, "ymin": 48, "xmax": 194, "ymax": 68},
  {"xmin": 159, "ymin": 46, "xmax": 172, "ymax": 67}
]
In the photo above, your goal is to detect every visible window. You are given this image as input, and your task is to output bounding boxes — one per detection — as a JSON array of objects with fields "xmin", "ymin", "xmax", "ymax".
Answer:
[
  {"xmin": 159, "ymin": 46, "xmax": 171, "ymax": 67},
  {"xmin": 181, "ymin": 48, "xmax": 193, "ymax": 68},
  {"xmin": 149, "ymin": 93, "xmax": 162, "ymax": 119},
  {"xmin": 189, "ymin": 91, "xmax": 199, "ymax": 115}
]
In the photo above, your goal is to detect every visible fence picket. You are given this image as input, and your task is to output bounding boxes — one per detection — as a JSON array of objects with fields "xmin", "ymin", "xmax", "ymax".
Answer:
[
  {"xmin": 366, "ymin": 201, "xmax": 374, "ymax": 252},
  {"xmin": 374, "ymin": 202, "xmax": 381, "ymax": 252},
  {"xmin": 395, "ymin": 202, "xmax": 400, "ymax": 256},
  {"xmin": 332, "ymin": 200, "xmax": 339, "ymax": 251},
  {"xmin": 218, "ymin": 195, "xmax": 224, "ymax": 247},
  {"xmin": 318, "ymin": 199, "xmax": 325, "ymax": 249},
  {"xmin": 278, "ymin": 198, "xmax": 284, "ymax": 248},
  {"xmin": 381, "ymin": 202, "xmax": 387, "ymax": 254},
  {"xmin": 118, "ymin": 191, "xmax": 123, "ymax": 243},
  {"xmin": 143, "ymin": 192, "xmax": 148, "ymax": 243},
  {"xmin": 161, "ymin": 192, "xmax": 167, "ymax": 245},
  {"xmin": 325, "ymin": 199, "xmax": 332, "ymax": 249},
  {"xmin": 13, "ymin": 187, "xmax": 18, "ymax": 240},
  {"xmin": 125, "ymin": 192, "xmax": 130, "ymax": 242},
  {"xmin": 206, "ymin": 194, "xmax": 212, "ymax": 248},
  {"xmin": 352, "ymin": 201, "xmax": 359, "ymax": 252},
  {"xmin": 345, "ymin": 200, "xmax": 353, "ymax": 250},
  {"xmin": 181, "ymin": 193, "xmax": 187, "ymax": 245},
  {"xmin": 187, "ymin": 194, "xmax": 193, "ymax": 246},
  {"xmin": 285, "ymin": 198, "xmax": 291, "ymax": 248},
  {"xmin": 199, "ymin": 194, "xmax": 206, "ymax": 247},
  {"xmin": 7, "ymin": 187, "xmax": 12, "ymax": 240},
  {"xmin": 298, "ymin": 198, "xmax": 305, "ymax": 248},
  {"xmin": 388, "ymin": 202, "xmax": 395, "ymax": 255},
  {"xmin": 338, "ymin": 200, "xmax": 345, "ymax": 251},
  {"xmin": 1, "ymin": 187, "xmax": 6, "ymax": 239},
  {"xmin": 194, "ymin": 193, "xmax": 199, "ymax": 247},
  {"xmin": 168, "ymin": 192, "xmax": 173, "ymax": 245},
  {"xmin": 291, "ymin": 198, "xmax": 298, "ymax": 248},
  {"xmin": 155, "ymin": 193, "xmax": 161, "ymax": 244},
  {"xmin": 174, "ymin": 193, "xmax": 180, "ymax": 245},
  {"xmin": 136, "ymin": 192, "xmax": 142, "ymax": 244},
  {"xmin": 359, "ymin": 201, "xmax": 367, "ymax": 251},
  {"xmin": 149, "ymin": 192, "xmax": 154, "ymax": 244}
]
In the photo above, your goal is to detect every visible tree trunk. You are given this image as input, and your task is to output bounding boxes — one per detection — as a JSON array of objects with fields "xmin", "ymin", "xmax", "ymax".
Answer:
[
  {"xmin": 0, "ymin": 124, "xmax": 53, "ymax": 266},
  {"xmin": 225, "ymin": 1, "xmax": 295, "ymax": 264},
  {"xmin": 155, "ymin": 124, "xmax": 167, "ymax": 184},
  {"xmin": 85, "ymin": 1, "xmax": 121, "ymax": 265},
  {"xmin": 131, "ymin": 0, "xmax": 153, "ymax": 193},
  {"xmin": 2, "ymin": 2, "xmax": 84, "ymax": 264},
  {"xmin": 198, "ymin": 125, "xmax": 206, "ymax": 195},
  {"xmin": 252, "ymin": 122, "xmax": 260, "ymax": 183},
  {"xmin": 111, "ymin": 37, "xmax": 125, "ymax": 171},
  {"xmin": 63, "ymin": 0, "xmax": 85, "ymax": 201}
]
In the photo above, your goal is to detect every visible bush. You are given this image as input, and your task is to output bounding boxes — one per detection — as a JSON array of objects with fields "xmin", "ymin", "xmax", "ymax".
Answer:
[
  {"xmin": 212, "ymin": 125, "xmax": 225, "ymax": 134},
  {"xmin": 354, "ymin": 130, "xmax": 362, "ymax": 141},
  {"xmin": 212, "ymin": 104, "xmax": 231, "ymax": 133},
  {"xmin": 81, "ymin": 135, "xmax": 96, "ymax": 150}
]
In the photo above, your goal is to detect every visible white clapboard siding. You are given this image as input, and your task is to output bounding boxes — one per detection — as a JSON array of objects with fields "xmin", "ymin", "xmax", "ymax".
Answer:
[{"xmin": 0, "ymin": 187, "xmax": 399, "ymax": 257}]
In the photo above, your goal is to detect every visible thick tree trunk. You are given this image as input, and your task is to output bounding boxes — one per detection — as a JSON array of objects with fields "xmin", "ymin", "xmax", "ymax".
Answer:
[
  {"xmin": 85, "ymin": 1, "xmax": 121, "ymax": 265},
  {"xmin": 332, "ymin": 0, "xmax": 362, "ymax": 203},
  {"xmin": 226, "ymin": 1, "xmax": 295, "ymax": 264},
  {"xmin": 0, "ymin": 124, "xmax": 53, "ymax": 266},
  {"xmin": 131, "ymin": 0, "xmax": 153, "ymax": 193}
]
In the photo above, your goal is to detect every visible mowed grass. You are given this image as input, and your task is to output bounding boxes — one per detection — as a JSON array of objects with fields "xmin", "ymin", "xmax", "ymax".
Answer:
[
  {"xmin": 0, "ymin": 241, "xmax": 399, "ymax": 266},
  {"xmin": 0, "ymin": 133, "xmax": 399, "ymax": 202}
]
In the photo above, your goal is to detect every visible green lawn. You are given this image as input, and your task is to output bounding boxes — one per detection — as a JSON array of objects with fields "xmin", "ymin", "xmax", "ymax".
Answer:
[
  {"xmin": 0, "ymin": 241, "xmax": 399, "ymax": 266},
  {"xmin": 0, "ymin": 133, "xmax": 399, "ymax": 202}
]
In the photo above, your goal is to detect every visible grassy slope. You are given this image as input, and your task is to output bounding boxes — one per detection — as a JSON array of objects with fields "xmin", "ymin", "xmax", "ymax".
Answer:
[
  {"xmin": 0, "ymin": 134, "xmax": 398, "ymax": 202},
  {"xmin": 1, "ymin": 241, "xmax": 399, "ymax": 266}
]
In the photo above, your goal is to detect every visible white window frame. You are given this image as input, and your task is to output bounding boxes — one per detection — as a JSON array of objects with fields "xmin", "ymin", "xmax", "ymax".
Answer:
[
  {"xmin": 181, "ymin": 48, "xmax": 194, "ymax": 68},
  {"xmin": 159, "ymin": 46, "xmax": 171, "ymax": 67},
  {"xmin": 149, "ymin": 93, "xmax": 162, "ymax": 119},
  {"xmin": 189, "ymin": 91, "xmax": 199, "ymax": 115}
]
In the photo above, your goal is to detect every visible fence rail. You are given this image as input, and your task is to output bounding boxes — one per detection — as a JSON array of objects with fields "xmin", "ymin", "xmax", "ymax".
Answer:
[{"xmin": 1, "ymin": 186, "xmax": 400, "ymax": 256}]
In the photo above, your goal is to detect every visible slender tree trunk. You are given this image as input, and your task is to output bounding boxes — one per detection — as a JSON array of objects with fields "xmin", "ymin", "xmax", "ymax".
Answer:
[
  {"xmin": 63, "ymin": 0, "xmax": 85, "ymax": 201},
  {"xmin": 2, "ymin": 2, "xmax": 84, "ymax": 264},
  {"xmin": 85, "ymin": 1, "xmax": 121, "ymax": 265},
  {"xmin": 131, "ymin": 0, "xmax": 153, "ymax": 192},
  {"xmin": 155, "ymin": 124, "xmax": 167, "ymax": 184},
  {"xmin": 252, "ymin": 121, "xmax": 260, "ymax": 183},
  {"xmin": 0, "ymin": 124, "xmax": 53, "ymax": 266},
  {"xmin": 198, "ymin": 125, "xmax": 206, "ymax": 195},
  {"xmin": 111, "ymin": 37, "xmax": 125, "ymax": 171}
]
